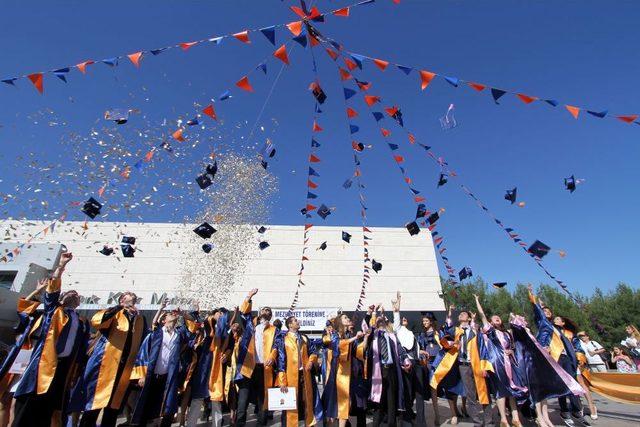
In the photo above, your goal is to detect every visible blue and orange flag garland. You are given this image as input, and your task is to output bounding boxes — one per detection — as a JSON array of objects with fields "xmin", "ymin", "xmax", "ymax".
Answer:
[{"xmin": 1, "ymin": 214, "xmax": 66, "ymax": 263}]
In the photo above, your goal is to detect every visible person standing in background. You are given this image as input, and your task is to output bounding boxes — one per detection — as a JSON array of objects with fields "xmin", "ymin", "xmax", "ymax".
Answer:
[
  {"xmin": 577, "ymin": 332, "xmax": 607, "ymax": 373},
  {"xmin": 621, "ymin": 325, "xmax": 640, "ymax": 370}
]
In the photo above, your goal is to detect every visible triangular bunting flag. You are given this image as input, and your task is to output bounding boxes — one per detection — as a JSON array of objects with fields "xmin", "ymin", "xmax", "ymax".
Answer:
[
  {"xmin": 172, "ymin": 129, "xmax": 185, "ymax": 141},
  {"xmin": 260, "ymin": 26, "xmax": 276, "ymax": 45},
  {"xmin": 544, "ymin": 99, "xmax": 559, "ymax": 107},
  {"xmin": 309, "ymin": 154, "xmax": 321, "ymax": 163},
  {"xmin": 381, "ymin": 128, "xmax": 391, "ymax": 137},
  {"xmin": 344, "ymin": 88, "xmax": 356, "ymax": 100},
  {"xmin": 312, "ymin": 121, "xmax": 323, "ymax": 132},
  {"xmin": 326, "ymin": 48, "xmax": 339, "ymax": 61},
  {"xmin": 102, "ymin": 57, "xmax": 118, "ymax": 67},
  {"xmin": 180, "ymin": 42, "xmax": 198, "ymax": 51},
  {"xmin": 420, "ymin": 70, "xmax": 436, "ymax": 90},
  {"xmin": 372, "ymin": 111, "xmax": 384, "ymax": 121},
  {"xmin": 202, "ymin": 104, "xmax": 217, "ymax": 120},
  {"xmin": 373, "ymin": 58, "xmax": 389, "ymax": 71},
  {"xmin": 491, "ymin": 88, "xmax": 507, "ymax": 104},
  {"xmin": 233, "ymin": 31, "xmax": 250, "ymax": 44},
  {"xmin": 236, "ymin": 76, "xmax": 254, "ymax": 92},
  {"xmin": 273, "ymin": 45, "xmax": 290, "ymax": 65},
  {"xmin": 340, "ymin": 67, "xmax": 353, "ymax": 81},
  {"xmin": 617, "ymin": 115, "xmax": 639, "ymax": 124},
  {"xmin": 468, "ymin": 82, "xmax": 486, "ymax": 91},
  {"xmin": 347, "ymin": 107, "xmax": 358, "ymax": 118},
  {"xmin": 76, "ymin": 61, "xmax": 94, "ymax": 74},
  {"xmin": 364, "ymin": 95, "xmax": 380, "ymax": 106},
  {"xmin": 444, "ymin": 76, "xmax": 459, "ymax": 87},
  {"xmin": 292, "ymin": 34, "xmax": 307, "ymax": 47},
  {"xmin": 27, "ymin": 73, "xmax": 43, "ymax": 94},
  {"xmin": 333, "ymin": 7, "xmax": 350, "ymax": 17},
  {"xmin": 397, "ymin": 64, "xmax": 413, "ymax": 75},
  {"xmin": 127, "ymin": 52, "xmax": 143, "ymax": 68},
  {"xmin": 2, "ymin": 78, "xmax": 17, "ymax": 86},
  {"xmin": 343, "ymin": 57, "xmax": 358, "ymax": 71},
  {"xmin": 516, "ymin": 93, "xmax": 537, "ymax": 104},
  {"xmin": 565, "ymin": 105, "xmax": 580, "ymax": 119},
  {"xmin": 587, "ymin": 110, "xmax": 607, "ymax": 118},
  {"xmin": 53, "ymin": 68, "xmax": 69, "ymax": 83},
  {"xmin": 287, "ymin": 21, "xmax": 303, "ymax": 36}
]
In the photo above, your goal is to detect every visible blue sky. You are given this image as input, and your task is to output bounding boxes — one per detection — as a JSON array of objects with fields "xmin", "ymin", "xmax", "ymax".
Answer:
[{"xmin": 0, "ymin": 1, "xmax": 638, "ymax": 295}]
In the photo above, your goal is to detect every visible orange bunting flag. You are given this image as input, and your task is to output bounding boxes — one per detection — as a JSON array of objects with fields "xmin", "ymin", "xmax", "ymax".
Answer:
[
  {"xmin": 420, "ymin": 70, "xmax": 436, "ymax": 90},
  {"xmin": 127, "ymin": 52, "xmax": 143, "ymax": 68},
  {"xmin": 333, "ymin": 7, "xmax": 350, "ymax": 17},
  {"xmin": 236, "ymin": 76, "xmax": 254, "ymax": 92},
  {"xmin": 98, "ymin": 186, "xmax": 106, "ymax": 197},
  {"xmin": 304, "ymin": 223, "xmax": 313, "ymax": 230},
  {"xmin": 468, "ymin": 82, "xmax": 486, "ymax": 91},
  {"xmin": 364, "ymin": 95, "xmax": 380, "ymax": 106},
  {"xmin": 347, "ymin": 107, "xmax": 358, "ymax": 118},
  {"xmin": 354, "ymin": 168, "xmax": 362, "ymax": 177},
  {"xmin": 408, "ymin": 133, "xmax": 416, "ymax": 144},
  {"xmin": 308, "ymin": 179, "xmax": 318, "ymax": 189},
  {"xmin": 287, "ymin": 21, "xmax": 303, "ymax": 36},
  {"xmin": 404, "ymin": 177, "xmax": 412, "ymax": 184},
  {"xmin": 202, "ymin": 104, "xmax": 217, "ymax": 120},
  {"xmin": 326, "ymin": 48, "xmax": 339, "ymax": 61},
  {"xmin": 565, "ymin": 105, "xmax": 580, "ymax": 119},
  {"xmin": 516, "ymin": 93, "xmax": 538, "ymax": 104},
  {"xmin": 290, "ymin": 6, "xmax": 306, "ymax": 18},
  {"xmin": 373, "ymin": 58, "xmax": 389, "ymax": 71},
  {"xmin": 339, "ymin": 67, "xmax": 353, "ymax": 81},
  {"xmin": 273, "ymin": 45, "xmax": 290, "ymax": 65},
  {"xmin": 76, "ymin": 61, "xmax": 94, "ymax": 74},
  {"xmin": 309, "ymin": 34, "xmax": 320, "ymax": 47},
  {"xmin": 313, "ymin": 121, "xmax": 323, "ymax": 132},
  {"xmin": 343, "ymin": 57, "xmax": 358, "ymax": 71},
  {"xmin": 309, "ymin": 154, "xmax": 321, "ymax": 163},
  {"xmin": 617, "ymin": 115, "xmax": 638, "ymax": 124},
  {"xmin": 172, "ymin": 128, "xmax": 185, "ymax": 141},
  {"xmin": 306, "ymin": 204, "xmax": 317, "ymax": 212},
  {"xmin": 180, "ymin": 41, "xmax": 198, "ymax": 51},
  {"xmin": 394, "ymin": 155, "xmax": 404, "ymax": 163},
  {"xmin": 144, "ymin": 150, "xmax": 154, "ymax": 162},
  {"xmin": 233, "ymin": 31, "xmax": 250, "ymax": 44},
  {"xmin": 381, "ymin": 128, "xmax": 391, "ymax": 137},
  {"xmin": 27, "ymin": 73, "xmax": 44, "ymax": 94},
  {"xmin": 357, "ymin": 80, "xmax": 371, "ymax": 91},
  {"xmin": 385, "ymin": 106, "xmax": 399, "ymax": 117}
]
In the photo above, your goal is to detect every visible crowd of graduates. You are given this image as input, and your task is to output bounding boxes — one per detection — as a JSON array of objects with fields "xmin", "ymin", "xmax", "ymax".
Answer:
[{"xmin": 0, "ymin": 252, "xmax": 618, "ymax": 427}]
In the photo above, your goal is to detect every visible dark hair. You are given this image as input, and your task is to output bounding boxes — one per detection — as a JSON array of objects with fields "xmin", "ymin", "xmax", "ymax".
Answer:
[
  {"xmin": 561, "ymin": 316, "xmax": 579, "ymax": 334},
  {"xmin": 273, "ymin": 319, "xmax": 283, "ymax": 329},
  {"xmin": 285, "ymin": 316, "xmax": 296, "ymax": 328},
  {"xmin": 460, "ymin": 310, "xmax": 472, "ymax": 318},
  {"xmin": 422, "ymin": 315, "xmax": 438, "ymax": 331}
]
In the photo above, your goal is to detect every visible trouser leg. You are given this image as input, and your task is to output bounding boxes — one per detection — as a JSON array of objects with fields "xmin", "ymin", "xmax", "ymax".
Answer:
[
  {"xmin": 235, "ymin": 380, "xmax": 251, "ymax": 426},
  {"xmin": 210, "ymin": 401, "xmax": 222, "ymax": 427},
  {"xmin": 186, "ymin": 398, "xmax": 203, "ymax": 427},
  {"xmin": 459, "ymin": 364, "xmax": 485, "ymax": 426}
]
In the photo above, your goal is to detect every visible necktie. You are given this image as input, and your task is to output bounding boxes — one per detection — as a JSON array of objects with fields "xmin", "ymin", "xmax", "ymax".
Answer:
[
  {"xmin": 379, "ymin": 332, "xmax": 390, "ymax": 364},
  {"xmin": 460, "ymin": 327, "xmax": 468, "ymax": 361}
]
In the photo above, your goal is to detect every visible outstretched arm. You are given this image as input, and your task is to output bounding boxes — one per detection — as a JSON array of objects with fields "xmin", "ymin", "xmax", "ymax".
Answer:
[
  {"xmin": 152, "ymin": 297, "xmax": 168, "ymax": 327},
  {"xmin": 474, "ymin": 294, "xmax": 490, "ymax": 329}
]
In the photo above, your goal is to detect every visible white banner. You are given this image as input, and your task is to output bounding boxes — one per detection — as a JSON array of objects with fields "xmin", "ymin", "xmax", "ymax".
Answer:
[{"xmin": 272, "ymin": 307, "xmax": 339, "ymax": 331}]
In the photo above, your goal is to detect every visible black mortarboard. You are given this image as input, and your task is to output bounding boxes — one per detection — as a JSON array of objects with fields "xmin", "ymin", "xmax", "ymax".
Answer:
[
  {"xmin": 505, "ymin": 187, "xmax": 517, "ymax": 204},
  {"xmin": 406, "ymin": 221, "xmax": 420, "ymax": 236},
  {"xmin": 492, "ymin": 282, "xmax": 507, "ymax": 289},
  {"xmin": 257, "ymin": 226, "xmax": 267, "ymax": 234},
  {"xmin": 372, "ymin": 259, "xmax": 382, "ymax": 273},
  {"xmin": 186, "ymin": 117, "xmax": 199, "ymax": 126},
  {"xmin": 564, "ymin": 175, "xmax": 576, "ymax": 193},
  {"xmin": 99, "ymin": 245, "xmax": 114, "ymax": 256},
  {"xmin": 528, "ymin": 240, "xmax": 551, "ymax": 258},
  {"xmin": 318, "ymin": 241, "xmax": 327, "ymax": 251},
  {"xmin": 458, "ymin": 266, "xmax": 473, "ymax": 281},
  {"xmin": 193, "ymin": 222, "xmax": 216, "ymax": 239},
  {"xmin": 81, "ymin": 197, "xmax": 102, "ymax": 219},
  {"xmin": 416, "ymin": 203, "xmax": 427, "ymax": 218},
  {"xmin": 104, "ymin": 109, "xmax": 129, "ymax": 124},
  {"xmin": 206, "ymin": 162, "xmax": 218, "ymax": 178},
  {"xmin": 437, "ymin": 173, "xmax": 448, "ymax": 187},
  {"xmin": 310, "ymin": 81, "xmax": 327, "ymax": 104},
  {"xmin": 202, "ymin": 243, "xmax": 213, "ymax": 253},
  {"xmin": 342, "ymin": 231, "xmax": 352, "ymax": 243},
  {"xmin": 121, "ymin": 236, "xmax": 136, "ymax": 245},
  {"xmin": 120, "ymin": 244, "xmax": 135, "ymax": 258},
  {"xmin": 317, "ymin": 204, "xmax": 331, "ymax": 220},
  {"xmin": 259, "ymin": 241, "xmax": 270, "ymax": 250},
  {"xmin": 196, "ymin": 174, "xmax": 213, "ymax": 190},
  {"xmin": 427, "ymin": 212, "xmax": 440, "ymax": 225},
  {"xmin": 343, "ymin": 178, "xmax": 353, "ymax": 189}
]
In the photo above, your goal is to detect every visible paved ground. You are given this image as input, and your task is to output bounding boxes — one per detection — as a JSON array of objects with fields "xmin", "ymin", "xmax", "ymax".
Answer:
[{"xmin": 126, "ymin": 392, "xmax": 638, "ymax": 426}]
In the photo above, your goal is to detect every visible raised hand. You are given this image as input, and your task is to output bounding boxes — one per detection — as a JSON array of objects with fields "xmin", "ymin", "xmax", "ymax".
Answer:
[
  {"xmin": 248, "ymin": 288, "xmax": 258, "ymax": 298},
  {"xmin": 59, "ymin": 252, "xmax": 73, "ymax": 267}
]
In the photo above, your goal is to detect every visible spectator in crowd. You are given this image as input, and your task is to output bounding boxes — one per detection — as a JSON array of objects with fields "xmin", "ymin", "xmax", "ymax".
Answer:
[
  {"xmin": 620, "ymin": 324, "xmax": 640, "ymax": 370},
  {"xmin": 611, "ymin": 347, "xmax": 637, "ymax": 373},
  {"xmin": 577, "ymin": 332, "xmax": 608, "ymax": 373}
]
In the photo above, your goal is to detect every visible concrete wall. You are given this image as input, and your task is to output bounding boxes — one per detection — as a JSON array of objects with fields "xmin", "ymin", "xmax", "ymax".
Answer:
[{"xmin": 0, "ymin": 220, "xmax": 445, "ymax": 312}]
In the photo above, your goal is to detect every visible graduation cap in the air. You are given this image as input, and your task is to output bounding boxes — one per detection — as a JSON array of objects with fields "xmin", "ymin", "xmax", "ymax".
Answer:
[
  {"xmin": 309, "ymin": 81, "xmax": 327, "ymax": 104},
  {"xmin": 372, "ymin": 259, "xmax": 382, "ymax": 273},
  {"xmin": 406, "ymin": 221, "xmax": 420, "ymax": 236},
  {"xmin": 458, "ymin": 266, "xmax": 473, "ymax": 281},
  {"xmin": 528, "ymin": 240, "xmax": 551, "ymax": 258},
  {"xmin": 564, "ymin": 175, "xmax": 577, "ymax": 193},
  {"xmin": 505, "ymin": 187, "xmax": 517, "ymax": 204},
  {"xmin": 193, "ymin": 222, "xmax": 216, "ymax": 239},
  {"xmin": 186, "ymin": 117, "xmax": 199, "ymax": 126},
  {"xmin": 196, "ymin": 174, "xmax": 213, "ymax": 190},
  {"xmin": 259, "ymin": 241, "xmax": 270, "ymax": 250},
  {"xmin": 99, "ymin": 245, "xmax": 114, "ymax": 256},
  {"xmin": 492, "ymin": 282, "xmax": 507, "ymax": 289},
  {"xmin": 317, "ymin": 204, "xmax": 332, "ymax": 220},
  {"xmin": 342, "ymin": 231, "xmax": 352, "ymax": 243},
  {"xmin": 343, "ymin": 178, "xmax": 353, "ymax": 189},
  {"xmin": 352, "ymin": 141, "xmax": 365, "ymax": 152},
  {"xmin": 202, "ymin": 243, "xmax": 213, "ymax": 253},
  {"xmin": 120, "ymin": 244, "xmax": 135, "ymax": 258},
  {"xmin": 257, "ymin": 226, "xmax": 267, "ymax": 234},
  {"xmin": 260, "ymin": 139, "xmax": 276, "ymax": 169},
  {"xmin": 427, "ymin": 212, "xmax": 440, "ymax": 225},
  {"xmin": 206, "ymin": 162, "xmax": 218, "ymax": 178},
  {"xmin": 104, "ymin": 109, "xmax": 130, "ymax": 124},
  {"xmin": 318, "ymin": 241, "xmax": 327, "ymax": 251},
  {"xmin": 81, "ymin": 197, "xmax": 102, "ymax": 219},
  {"xmin": 437, "ymin": 173, "xmax": 448, "ymax": 187},
  {"xmin": 416, "ymin": 204, "xmax": 427, "ymax": 219},
  {"xmin": 121, "ymin": 236, "xmax": 136, "ymax": 245}
]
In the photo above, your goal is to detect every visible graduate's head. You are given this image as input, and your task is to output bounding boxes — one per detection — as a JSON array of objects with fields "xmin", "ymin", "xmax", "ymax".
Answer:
[
  {"xmin": 339, "ymin": 314, "xmax": 352, "ymax": 327},
  {"xmin": 458, "ymin": 310, "xmax": 472, "ymax": 324},
  {"xmin": 542, "ymin": 306, "xmax": 553, "ymax": 320},
  {"xmin": 422, "ymin": 313, "xmax": 437, "ymax": 330},
  {"xmin": 577, "ymin": 331, "xmax": 589, "ymax": 342},
  {"xmin": 230, "ymin": 321, "xmax": 244, "ymax": 338},
  {"xmin": 490, "ymin": 315, "xmax": 503, "ymax": 329},
  {"xmin": 286, "ymin": 316, "xmax": 299, "ymax": 331},
  {"xmin": 625, "ymin": 324, "xmax": 640, "ymax": 340},
  {"xmin": 119, "ymin": 291, "xmax": 137, "ymax": 308},
  {"xmin": 163, "ymin": 311, "xmax": 179, "ymax": 329},
  {"xmin": 60, "ymin": 289, "xmax": 80, "ymax": 309},
  {"xmin": 260, "ymin": 306, "xmax": 273, "ymax": 321},
  {"xmin": 273, "ymin": 319, "xmax": 283, "ymax": 330},
  {"xmin": 553, "ymin": 316, "xmax": 565, "ymax": 327},
  {"xmin": 375, "ymin": 315, "xmax": 388, "ymax": 329},
  {"xmin": 401, "ymin": 316, "xmax": 409, "ymax": 327}
]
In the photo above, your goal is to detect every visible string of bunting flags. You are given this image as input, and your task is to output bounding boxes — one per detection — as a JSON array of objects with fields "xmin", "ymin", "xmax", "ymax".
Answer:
[
  {"xmin": 1, "ymin": 214, "xmax": 66, "ymax": 263},
  {"xmin": 0, "ymin": 0, "xmax": 379, "ymax": 95}
]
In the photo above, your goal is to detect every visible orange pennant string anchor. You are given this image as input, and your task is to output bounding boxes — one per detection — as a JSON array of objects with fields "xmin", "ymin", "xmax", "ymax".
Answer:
[
  {"xmin": 172, "ymin": 128, "xmax": 185, "ymax": 141},
  {"xmin": 381, "ymin": 128, "xmax": 391, "ymax": 137},
  {"xmin": 373, "ymin": 58, "xmax": 389, "ymax": 71},
  {"xmin": 76, "ymin": 61, "xmax": 94, "ymax": 74},
  {"xmin": 312, "ymin": 121, "xmax": 323, "ymax": 132},
  {"xmin": 346, "ymin": 107, "xmax": 358, "ymax": 118},
  {"xmin": 420, "ymin": 70, "xmax": 436, "ymax": 90},
  {"xmin": 333, "ymin": 7, "xmax": 350, "ymax": 17},
  {"xmin": 309, "ymin": 154, "xmax": 321, "ymax": 163},
  {"xmin": 408, "ymin": 133, "xmax": 416, "ymax": 144},
  {"xmin": 617, "ymin": 115, "xmax": 639, "ymax": 124},
  {"xmin": 127, "ymin": 52, "xmax": 143, "ymax": 68},
  {"xmin": 27, "ymin": 73, "xmax": 44, "ymax": 94},
  {"xmin": 286, "ymin": 21, "xmax": 303, "ymax": 36},
  {"xmin": 180, "ymin": 41, "xmax": 198, "ymax": 51},
  {"xmin": 326, "ymin": 48, "xmax": 339, "ymax": 61},
  {"xmin": 273, "ymin": 45, "xmax": 290, "ymax": 65},
  {"xmin": 468, "ymin": 82, "xmax": 486, "ymax": 91},
  {"xmin": 565, "ymin": 105, "xmax": 580, "ymax": 119},
  {"xmin": 236, "ymin": 76, "xmax": 254, "ymax": 92},
  {"xmin": 364, "ymin": 95, "xmax": 380, "ymax": 106},
  {"xmin": 339, "ymin": 67, "xmax": 353, "ymax": 81},
  {"xmin": 144, "ymin": 150, "xmax": 154, "ymax": 162},
  {"xmin": 233, "ymin": 31, "xmax": 250, "ymax": 44},
  {"xmin": 202, "ymin": 104, "xmax": 217, "ymax": 120},
  {"xmin": 343, "ymin": 57, "xmax": 358, "ymax": 71},
  {"xmin": 516, "ymin": 93, "xmax": 538, "ymax": 104}
]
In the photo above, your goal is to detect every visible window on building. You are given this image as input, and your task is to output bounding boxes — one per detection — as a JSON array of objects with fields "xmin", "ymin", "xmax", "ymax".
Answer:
[{"xmin": 0, "ymin": 272, "xmax": 17, "ymax": 290}]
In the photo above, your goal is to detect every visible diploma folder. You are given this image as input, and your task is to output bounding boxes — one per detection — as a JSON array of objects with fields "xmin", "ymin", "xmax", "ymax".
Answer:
[{"xmin": 268, "ymin": 387, "xmax": 297, "ymax": 411}]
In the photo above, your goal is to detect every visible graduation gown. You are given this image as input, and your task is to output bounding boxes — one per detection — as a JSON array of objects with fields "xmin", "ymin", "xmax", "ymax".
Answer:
[
  {"xmin": 367, "ymin": 328, "xmax": 411, "ymax": 409},
  {"xmin": 275, "ymin": 331, "xmax": 323, "ymax": 426},
  {"xmin": 131, "ymin": 320, "xmax": 197, "ymax": 423},
  {"xmin": 70, "ymin": 306, "xmax": 147, "ymax": 411},
  {"xmin": 481, "ymin": 325, "xmax": 528, "ymax": 400},
  {"xmin": 187, "ymin": 315, "xmax": 214, "ymax": 400},
  {"xmin": 208, "ymin": 311, "xmax": 231, "ymax": 402}
]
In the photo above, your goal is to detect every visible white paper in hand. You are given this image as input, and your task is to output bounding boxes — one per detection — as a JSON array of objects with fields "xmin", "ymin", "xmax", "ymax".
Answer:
[
  {"xmin": 268, "ymin": 387, "xmax": 297, "ymax": 411},
  {"xmin": 9, "ymin": 349, "xmax": 32, "ymax": 374}
]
